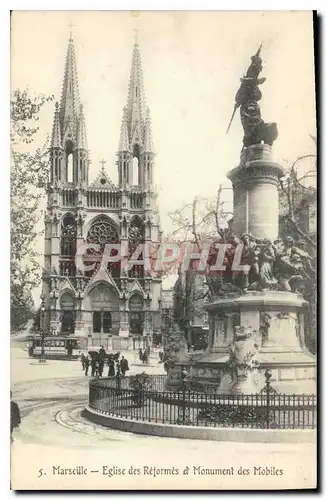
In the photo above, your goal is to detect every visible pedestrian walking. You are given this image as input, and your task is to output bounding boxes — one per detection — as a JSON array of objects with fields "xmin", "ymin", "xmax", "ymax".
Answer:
[
  {"xmin": 91, "ymin": 356, "xmax": 97, "ymax": 377},
  {"xmin": 10, "ymin": 391, "xmax": 21, "ymax": 443},
  {"xmin": 81, "ymin": 353, "xmax": 86, "ymax": 370},
  {"xmin": 115, "ymin": 360, "xmax": 121, "ymax": 389},
  {"xmin": 108, "ymin": 358, "xmax": 115, "ymax": 377},
  {"xmin": 98, "ymin": 358, "xmax": 104, "ymax": 378},
  {"xmin": 84, "ymin": 355, "xmax": 90, "ymax": 376},
  {"xmin": 99, "ymin": 345, "xmax": 106, "ymax": 359},
  {"xmin": 120, "ymin": 356, "xmax": 129, "ymax": 377},
  {"xmin": 142, "ymin": 350, "xmax": 148, "ymax": 364},
  {"xmin": 139, "ymin": 348, "xmax": 143, "ymax": 361}
]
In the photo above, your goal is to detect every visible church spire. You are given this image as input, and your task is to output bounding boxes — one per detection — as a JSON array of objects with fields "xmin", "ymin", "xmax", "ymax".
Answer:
[
  {"xmin": 117, "ymin": 38, "xmax": 155, "ymax": 189},
  {"xmin": 59, "ymin": 34, "xmax": 80, "ymax": 142},
  {"xmin": 76, "ymin": 104, "xmax": 88, "ymax": 150},
  {"xmin": 126, "ymin": 40, "xmax": 147, "ymax": 149},
  {"xmin": 49, "ymin": 34, "xmax": 89, "ymax": 186},
  {"xmin": 51, "ymin": 102, "xmax": 62, "ymax": 149},
  {"xmin": 144, "ymin": 107, "xmax": 153, "ymax": 153},
  {"xmin": 119, "ymin": 107, "xmax": 130, "ymax": 151}
]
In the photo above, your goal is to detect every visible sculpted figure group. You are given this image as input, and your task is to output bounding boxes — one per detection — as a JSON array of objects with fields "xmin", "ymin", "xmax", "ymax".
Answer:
[{"xmin": 206, "ymin": 231, "xmax": 314, "ymax": 295}]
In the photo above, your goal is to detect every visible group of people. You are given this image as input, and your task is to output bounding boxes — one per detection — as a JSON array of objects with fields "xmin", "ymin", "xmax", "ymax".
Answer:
[
  {"xmin": 138, "ymin": 346, "xmax": 150, "ymax": 364},
  {"xmin": 81, "ymin": 347, "xmax": 129, "ymax": 378}
]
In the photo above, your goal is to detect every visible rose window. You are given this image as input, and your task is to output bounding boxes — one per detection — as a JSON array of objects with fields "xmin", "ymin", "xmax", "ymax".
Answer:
[{"xmin": 87, "ymin": 216, "xmax": 119, "ymax": 247}]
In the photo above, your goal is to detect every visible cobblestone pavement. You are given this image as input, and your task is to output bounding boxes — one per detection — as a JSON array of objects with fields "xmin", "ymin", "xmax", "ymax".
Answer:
[{"xmin": 10, "ymin": 341, "xmax": 316, "ymax": 490}]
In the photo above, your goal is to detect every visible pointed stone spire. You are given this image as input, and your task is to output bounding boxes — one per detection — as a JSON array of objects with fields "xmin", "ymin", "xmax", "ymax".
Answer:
[
  {"xmin": 117, "ymin": 38, "xmax": 155, "ymax": 189},
  {"xmin": 51, "ymin": 102, "xmax": 62, "ymax": 148},
  {"xmin": 59, "ymin": 34, "xmax": 80, "ymax": 142},
  {"xmin": 143, "ymin": 107, "xmax": 153, "ymax": 153},
  {"xmin": 119, "ymin": 107, "xmax": 131, "ymax": 151},
  {"xmin": 126, "ymin": 40, "xmax": 146, "ymax": 147},
  {"xmin": 76, "ymin": 104, "xmax": 88, "ymax": 150}
]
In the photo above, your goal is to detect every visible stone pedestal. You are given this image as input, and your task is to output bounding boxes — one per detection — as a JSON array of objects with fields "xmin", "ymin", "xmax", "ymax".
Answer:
[{"xmin": 187, "ymin": 291, "xmax": 316, "ymax": 394}]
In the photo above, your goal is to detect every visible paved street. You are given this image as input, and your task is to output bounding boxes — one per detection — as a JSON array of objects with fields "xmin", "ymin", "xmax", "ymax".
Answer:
[{"xmin": 10, "ymin": 340, "xmax": 316, "ymax": 490}]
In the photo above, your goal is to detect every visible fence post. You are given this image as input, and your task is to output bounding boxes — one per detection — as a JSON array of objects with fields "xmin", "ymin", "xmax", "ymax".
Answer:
[
  {"xmin": 176, "ymin": 366, "xmax": 191, "ymax": 425},
  {"xmin": 181, "ymin": 367, "xmax": 187, "ymax": 425},
  {"xmin": 265, "ymin": 369, "xmax": 271, "ymax": 429},
  {"xmin": 116, "ymin": 365, "xmax": 121, "ymax": 391}
]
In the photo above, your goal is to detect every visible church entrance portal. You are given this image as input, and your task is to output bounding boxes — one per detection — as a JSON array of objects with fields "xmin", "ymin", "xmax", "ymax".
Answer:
[{"xmin": 90, "ymin": 284, "xmax": 118, "ymax": 335}]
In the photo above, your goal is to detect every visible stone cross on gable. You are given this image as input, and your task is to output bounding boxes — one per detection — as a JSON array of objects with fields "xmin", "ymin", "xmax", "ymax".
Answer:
[
  {"xmin": 100, "ymin": 158, "xmax": 106, "ymax": 172},
  {"xmin": 134, "ymin": 28, "xmax": 139, "ymax": 43},
  {"xmin": 68, "ymin": 21, "xmax": 76, "ymax": 40}
]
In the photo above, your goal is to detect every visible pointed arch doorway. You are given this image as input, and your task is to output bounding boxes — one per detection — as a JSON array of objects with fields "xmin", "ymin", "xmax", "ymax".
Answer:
[{"xmin": 89, "ymin": 283, "xmax": 119, "ymax": 335}]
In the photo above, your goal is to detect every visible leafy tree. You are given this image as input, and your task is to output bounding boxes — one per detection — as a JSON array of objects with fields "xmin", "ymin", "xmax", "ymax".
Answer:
[
  {"xmin": 169, "ymin": 187, "xmax": 232, "ymax": 344},
  {"xmin": 11, "ymin": 88, "xmax": 54, "ymax": 332},
  {"xmin": 279, "ymin": 138, "xmax": 317, "ymax": 353}
]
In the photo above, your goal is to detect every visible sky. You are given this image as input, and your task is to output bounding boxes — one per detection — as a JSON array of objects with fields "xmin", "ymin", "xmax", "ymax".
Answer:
[{"xmin": 11, "ymin": 10, "xmax": 317, "ymax": 298}]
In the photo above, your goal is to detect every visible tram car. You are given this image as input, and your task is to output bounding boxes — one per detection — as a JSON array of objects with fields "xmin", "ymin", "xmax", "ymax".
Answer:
[{"xmin": 29, "ymin": 335, "xmax": 81, "ymax": 360}]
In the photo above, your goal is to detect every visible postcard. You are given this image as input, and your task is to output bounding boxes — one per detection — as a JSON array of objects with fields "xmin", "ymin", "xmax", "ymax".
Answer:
[{"xmin": 10, "ymin": 10, "xmax": 317, "ymax": 490}]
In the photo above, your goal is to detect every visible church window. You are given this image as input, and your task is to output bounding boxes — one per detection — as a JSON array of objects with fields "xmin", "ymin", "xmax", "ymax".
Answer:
[
  {"xmin": 65, "ymin": 140, "xmax": 74, "ymax": 183},
  {"xmin": 128, "ymin": 217, "xmax": 145, "ymax": 278},
  {"xmin": 67, "ymin": 153, "xmax": 73, "ymax": 182},
  {"xmin": 60, "ymin": 214, "xmax": 76, "ymax": 276},
  {"xmin": 132, "ymin": 144, "xmax": 140, "ymax": 186},
  {"xmin": 85, "ymin": 216, "xmax": 120, "ymax": 278},
  {"xmin": 132, "ymin": 156, "xmax": 139, "ymax": 185}
]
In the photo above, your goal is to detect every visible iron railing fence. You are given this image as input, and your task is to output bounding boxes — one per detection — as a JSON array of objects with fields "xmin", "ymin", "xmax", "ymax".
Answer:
[
  {"xmin": 93, "ymin": 374, "xmax": 168, "ymax": 392},
  {"xmin": 88, "ymin": 373, "xmax": 316, "ymax": 430}
]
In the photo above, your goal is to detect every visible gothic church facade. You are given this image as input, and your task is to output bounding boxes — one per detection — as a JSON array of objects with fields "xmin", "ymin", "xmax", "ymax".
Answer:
[{"xmin": 42, "ymin": 35, "xmax": 162, "ymax": 350}]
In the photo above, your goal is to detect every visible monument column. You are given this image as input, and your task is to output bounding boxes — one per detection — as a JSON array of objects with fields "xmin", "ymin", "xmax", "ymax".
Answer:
[{"xmin": 227, "ymin": 144, "xmax": 284, "ymax": 241}]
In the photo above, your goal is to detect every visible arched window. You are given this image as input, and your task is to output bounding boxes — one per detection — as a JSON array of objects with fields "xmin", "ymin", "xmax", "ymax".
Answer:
[
  {"xmin": 85, "ymin": 216, "xmax": 120, "ymax": 278},
  {"xmin": 128, "ymin": 217, "xmax": 145, "ymax": 278},
  {"xmin": 60, "ymin": 214, "xmax": 76, "ymax": 276},
  {"xmin": 132, "ymin": 156, "xmax": 139, "ymax": 186},
  {"xmin": 132, "ymin": 144, "xmax": 140, "ymax": 186},
  {"xmin": 67, "ymin": 154, "xmax": 73, "ymax": 182},
  {"xmin": 65, "ymin": 141, "xmax": 74, "ymax": 183}
]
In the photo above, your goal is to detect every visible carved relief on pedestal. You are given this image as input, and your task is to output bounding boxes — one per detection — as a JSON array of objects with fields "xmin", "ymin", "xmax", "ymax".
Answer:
[
  {"xmin": 260, "ymin": 312, "xmax": 271, "ymax": 346},
  {"xmin": 228, "ymin": 326, "xmax": 260, "ymax": 383},
  {"xmin": 213, "ymin": 314, "xmax": 227, "ymax": 347},
  {"xmin": 260, "ymin": 311, "xmax": 300, "ymax": 349}
]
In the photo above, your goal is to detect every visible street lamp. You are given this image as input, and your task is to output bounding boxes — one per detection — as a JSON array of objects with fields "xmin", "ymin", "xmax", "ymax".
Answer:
[{"xmin": 39, "ymin": 297, "xmax": 46, "ymax": 364}]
